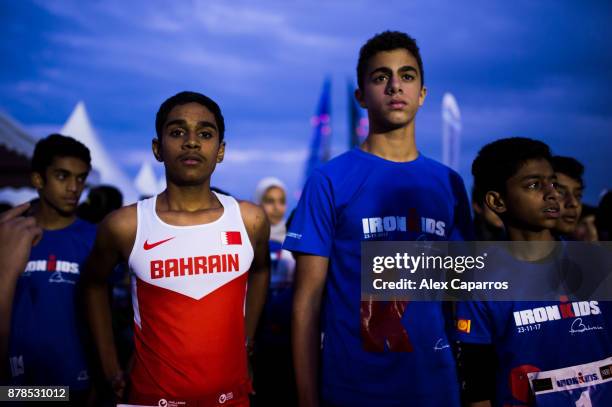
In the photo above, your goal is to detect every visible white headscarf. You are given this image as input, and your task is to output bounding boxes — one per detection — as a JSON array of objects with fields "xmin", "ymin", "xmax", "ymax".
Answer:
[
  {"xmin": 254, "ymin": 177, "xmax": 287, "ymax": 242},
  {"xmin": 254, "ymin": 177, "xmax": 287, "ymax": 205}
]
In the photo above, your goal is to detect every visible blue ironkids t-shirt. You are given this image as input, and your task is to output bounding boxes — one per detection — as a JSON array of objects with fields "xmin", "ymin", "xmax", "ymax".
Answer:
[
  {"xmin": 9, "ymin": 218, "xmax": 96, "ymax": 390},
  {"xmin": 455, "ymin": 247, "xmax": 612, "ymax": 407},
  {"xmin": 284, "ymin": 148, "xmax": 473, "ymax": 406}
]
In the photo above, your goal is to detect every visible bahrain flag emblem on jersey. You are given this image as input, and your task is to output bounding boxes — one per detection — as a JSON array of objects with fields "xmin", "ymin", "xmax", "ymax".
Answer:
[{"xmin": 221, "ymin": 231, "xmax": 242, "ymax": 245}]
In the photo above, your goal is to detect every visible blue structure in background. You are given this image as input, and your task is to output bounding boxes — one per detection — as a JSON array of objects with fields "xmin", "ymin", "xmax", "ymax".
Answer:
[
  {"xmin": 303, "ymin": 78, "xmax": 332, "ymax": 185},
  {"xmin": 348, "ymin": 81, "xmax": 368, "ymax": 149}
]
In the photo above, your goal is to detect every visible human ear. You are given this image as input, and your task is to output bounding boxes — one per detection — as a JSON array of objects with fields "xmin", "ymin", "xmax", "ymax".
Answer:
[
  {"xmin": 355, "ymin": 88, "xmax": 367, "ymax": 108},
  {"xmin": 31, "ymin": 172, "xmax": 44, "ymax": 189},
  {"xmin": 418, "ymin": 85, "xmax": 427, "ymax": 106},
  {"xmin": 216, "ymin": 142, "xmax": 225, "ymax": 163},
  {"xmin": 152, "ymin": 138, "xmax": 163, "ymax": 162},
  {"xmin": 485, "ymin": 191, "xmax": 506, "ymax": 215}
]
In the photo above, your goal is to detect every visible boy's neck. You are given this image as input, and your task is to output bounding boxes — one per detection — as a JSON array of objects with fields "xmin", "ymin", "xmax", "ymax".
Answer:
[
  {"xmin": 161, "ymin": 181, "xmax": 219, "ymax": 212},
  {"xmin": 34, "ymin": 201, "xmax": 77, "ymax": 230},
  {"xmin": 506, "ymin": 225, "xmax": 555, "ymax": 242},
  {"xmin": 505, "ymin": 226, "xmax": 557, "ymax": 261},
  {"xmin": 361, "ymin": 122, "xmax": 418, "ymax": 162}
]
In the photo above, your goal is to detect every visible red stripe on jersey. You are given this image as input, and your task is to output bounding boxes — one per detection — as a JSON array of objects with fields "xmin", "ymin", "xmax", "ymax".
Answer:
[{"xmin": 130, "ymin": 274, "xmax": 249, "ymax": 398}]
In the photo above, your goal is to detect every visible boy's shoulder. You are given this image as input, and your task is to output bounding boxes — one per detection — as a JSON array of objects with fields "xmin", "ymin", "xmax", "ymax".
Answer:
[
  {"xmin": 312, "ymin": 149, "xmax": 465, "ymax": 187},
  {"xmin": 69, "ymin": 217, "xmax": 97, "ymax": 236},
  {"xmin": 305, "ymin": 149, "xmax": 366, "ymax": 188},
  {"xmin": 419, "ymin": 155, "xmax": 463, "ymax": 178},
  {"xmin": 317, "ymin": 148, "xmax": 363, "ymax": 174}
]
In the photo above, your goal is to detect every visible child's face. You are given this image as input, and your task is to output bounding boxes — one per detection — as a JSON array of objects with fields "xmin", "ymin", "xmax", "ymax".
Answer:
[
  {"xmin": 356, "ymin": 48, "xmax": 426, "ymax": 131},
  {"xmin": 261, "ymin": 186, "xmax": 286, "ymax": 226},
  {"xmin": 554, "ymin": 172, "xmax": 583, "ymax": 235},
  {"xmin": 153, "ymin": 102, "xmax": 224, "ymax": 186},
  {"xmin": 502, "ymin": 158, "xmax": 560, "ymax": 231},
  {"xmin": 33, "ymin": 156, "xmax": 90, "ymax": 216}
]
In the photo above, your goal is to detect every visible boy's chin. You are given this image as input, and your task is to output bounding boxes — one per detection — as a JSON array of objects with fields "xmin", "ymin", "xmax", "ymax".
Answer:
[
  {"xmin": 538, "ymin": 219, "xmax": 559, "ymax": 230},
  {"xmin": 378, "ymin": 118, "xmax": 411, "ymax": 132},
  {"xmin": 553, "ymin": 222, "xmax": 576, "ymax": 236}
]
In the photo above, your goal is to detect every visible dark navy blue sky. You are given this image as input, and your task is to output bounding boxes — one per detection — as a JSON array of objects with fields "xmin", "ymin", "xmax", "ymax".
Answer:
[{"xmin": 1, "ymin": 0, "xmax": 610, "ymax": 205}]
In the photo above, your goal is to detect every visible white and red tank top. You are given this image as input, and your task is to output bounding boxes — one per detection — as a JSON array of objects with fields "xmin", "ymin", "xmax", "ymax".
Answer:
[{"xmin": 127, "ymin": 192, "xmax": 254, "ymax": 405}]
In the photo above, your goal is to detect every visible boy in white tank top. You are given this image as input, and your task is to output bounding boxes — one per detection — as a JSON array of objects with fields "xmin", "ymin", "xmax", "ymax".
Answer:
[{"xmin": 82, "ymin": 91, "xmax": 270, "ymax": 406}]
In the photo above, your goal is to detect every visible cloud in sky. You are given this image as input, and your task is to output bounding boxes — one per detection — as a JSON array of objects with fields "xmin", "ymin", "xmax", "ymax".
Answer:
[
  {"xmin": 2, "ymin": 0, "xmax": 611, "ymax": 204},
  {"xmin": 116, "ymin": 147, "xmax": 307, "ymax": 167}
]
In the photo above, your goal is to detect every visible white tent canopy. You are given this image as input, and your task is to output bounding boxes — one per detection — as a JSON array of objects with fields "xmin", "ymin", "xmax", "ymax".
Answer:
[
  {"xmin": 0, "ymin": 110, "xmax": 38, "ymax": 157},
  {"xmin": 0, "ymin": 111, "xmax": 39, "ymax": 204},
  {"xmin": 61, "ymin": 102, "xmax": 139, "ymax": 204},
  {"xmin": 134, "ymin": 161, "xmax": 162, "ymax": 198}
]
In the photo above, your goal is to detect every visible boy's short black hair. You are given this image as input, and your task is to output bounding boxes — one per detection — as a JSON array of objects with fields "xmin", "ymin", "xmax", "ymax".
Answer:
[
  {"xmin": 155, "ymin": 91, "xmax": 225, "ymax": 143},
  {"xmin": 357, "ymin": 31, "xmax": 424, "ymax": 90},
  {"xmin": 31, "ymin": 133, "xmax": 91, "ymax": 176},
  {"xmin": 472, "ymin": 137, "xmax": 553, "ymax": 198},
  {"xmin": 551, "ymin": 156, "xmax": 584, "ymax": 188}
]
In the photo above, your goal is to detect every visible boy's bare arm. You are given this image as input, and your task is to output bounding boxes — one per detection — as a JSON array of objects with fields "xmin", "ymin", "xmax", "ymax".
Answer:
[
  {"xmin": 240, "ymin": 201, "xmax": 271, "ymax": 345},
  {"xmin": 293, "ymin": 254, "xmax": 328, "ymax": 407},
  {"xmin": 0, "ymin": 203, "xmax": 42, "ymax": 377},
  {"xmin": 81, "ymin": 206, "xmax": 136, "ymax": 398}
]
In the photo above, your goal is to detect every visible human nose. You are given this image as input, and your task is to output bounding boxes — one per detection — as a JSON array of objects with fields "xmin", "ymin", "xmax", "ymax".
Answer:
[
  {"xmin": 274, "ymin": 202, "xmax": 282, "ymax": 214},
  {"xmin": 544, "ymin": 182, "xmax": 559, "ymax": 201},
  {"xmin": 66, "ymin": 177, "xmax": 78, "ymax": 192},
  {"xmin": 182, "ymin": 131, "xmax": 201, "ymax": 149},
  {"xmin": 386, "ymin": 75, "xmax": 401, "ymax": 95}
]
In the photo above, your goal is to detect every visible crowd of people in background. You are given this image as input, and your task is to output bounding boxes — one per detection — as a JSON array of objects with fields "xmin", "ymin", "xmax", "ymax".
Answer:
[{"xmin": 0, "ymin": 30, "xmax": 611, "ymax": 407}]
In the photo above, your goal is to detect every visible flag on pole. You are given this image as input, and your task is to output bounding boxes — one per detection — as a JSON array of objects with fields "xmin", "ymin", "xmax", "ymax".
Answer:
[
  {"xmin": 442, "ymin": 93, "xmax": 462, "ymax": 171},
  {"xmin": 303, "ymin": 78, "xmax": 333, "ymax": 184},
  {"xmin": 348, "ymin": 80, "xmax": 368, "ymax": 148}
]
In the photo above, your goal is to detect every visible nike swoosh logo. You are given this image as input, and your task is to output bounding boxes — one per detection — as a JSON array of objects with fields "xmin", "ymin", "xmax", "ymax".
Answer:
[{"xmin": 143, "ymin": 237, "xmax": 175, "ymax": 250}]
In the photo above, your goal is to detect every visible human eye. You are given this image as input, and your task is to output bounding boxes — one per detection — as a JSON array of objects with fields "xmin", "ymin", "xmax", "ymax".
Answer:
[
  {"xmin": 168, "ymin": 128, "xmax": 184, "ymax": 138},
  {"xmin": 76, "ymin": 175, "xmax": 87, "ymax": 184},
  {"xmin": 554, "ymin": 184, "xmax": 567, "ymax": 197},
  {"xmin": 55, "ymin": 172, "xmax": 67, "ymax": 181},
  {"xmin": 401, "ymin": 73, "xmax": 415, "ymax": 81},
  {"xmin": 198, "ymin": 130, "xmax": 213, "ymax": 139},
  {"xmin": 373, "ymin": 73, "xmax": 388, "ymax": 83},
  {"xmin": 527, "ymin": 181, "xmax": 540, "ymax": 190}
]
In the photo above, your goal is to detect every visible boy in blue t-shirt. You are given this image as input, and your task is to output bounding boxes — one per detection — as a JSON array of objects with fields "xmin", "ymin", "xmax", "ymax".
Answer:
[
  {"xmin": 6, "ymin": 134, "xmax": 96, "ymax": 403},
  {"xmin": 284, "ymin": 31, "xmax": 472, "ymax": 407},
  {"xmin": 456, "ymin": 138, "xmax": 612, "ymax": 407}
]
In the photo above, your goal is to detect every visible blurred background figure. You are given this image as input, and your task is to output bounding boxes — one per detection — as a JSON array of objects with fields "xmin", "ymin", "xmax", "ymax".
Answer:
[
  {"xmin": 472, "ymin": 187, "xmax": 505, "ymax": 241},
  {"xmin": 255, "ymin": 177, "xmax": 291, "ymax": 255},
  {"xmin": 78, "ymin": 185, "xmax": 133, "ymax": 403},
  {"xmin": 551, "ymin": 156, "xmax": 584, "ymax": 239},
  {"xmin": 252, "ymin": 177, "xmax": 296, "ymax": 406},
  {"xmin": 574, "ymin": 204, "xmax": 599, "ymax": 242},
  {"xmin": 8, "ymin": 134, "xmax": 95, "ymax": 405},
  {"xmin": 78, "ymin": 185, "xmax": 123, "ymax": 224},
  {"xmin": 597, "ymin": 190, "xmax": 612, "ymax": 241}
]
